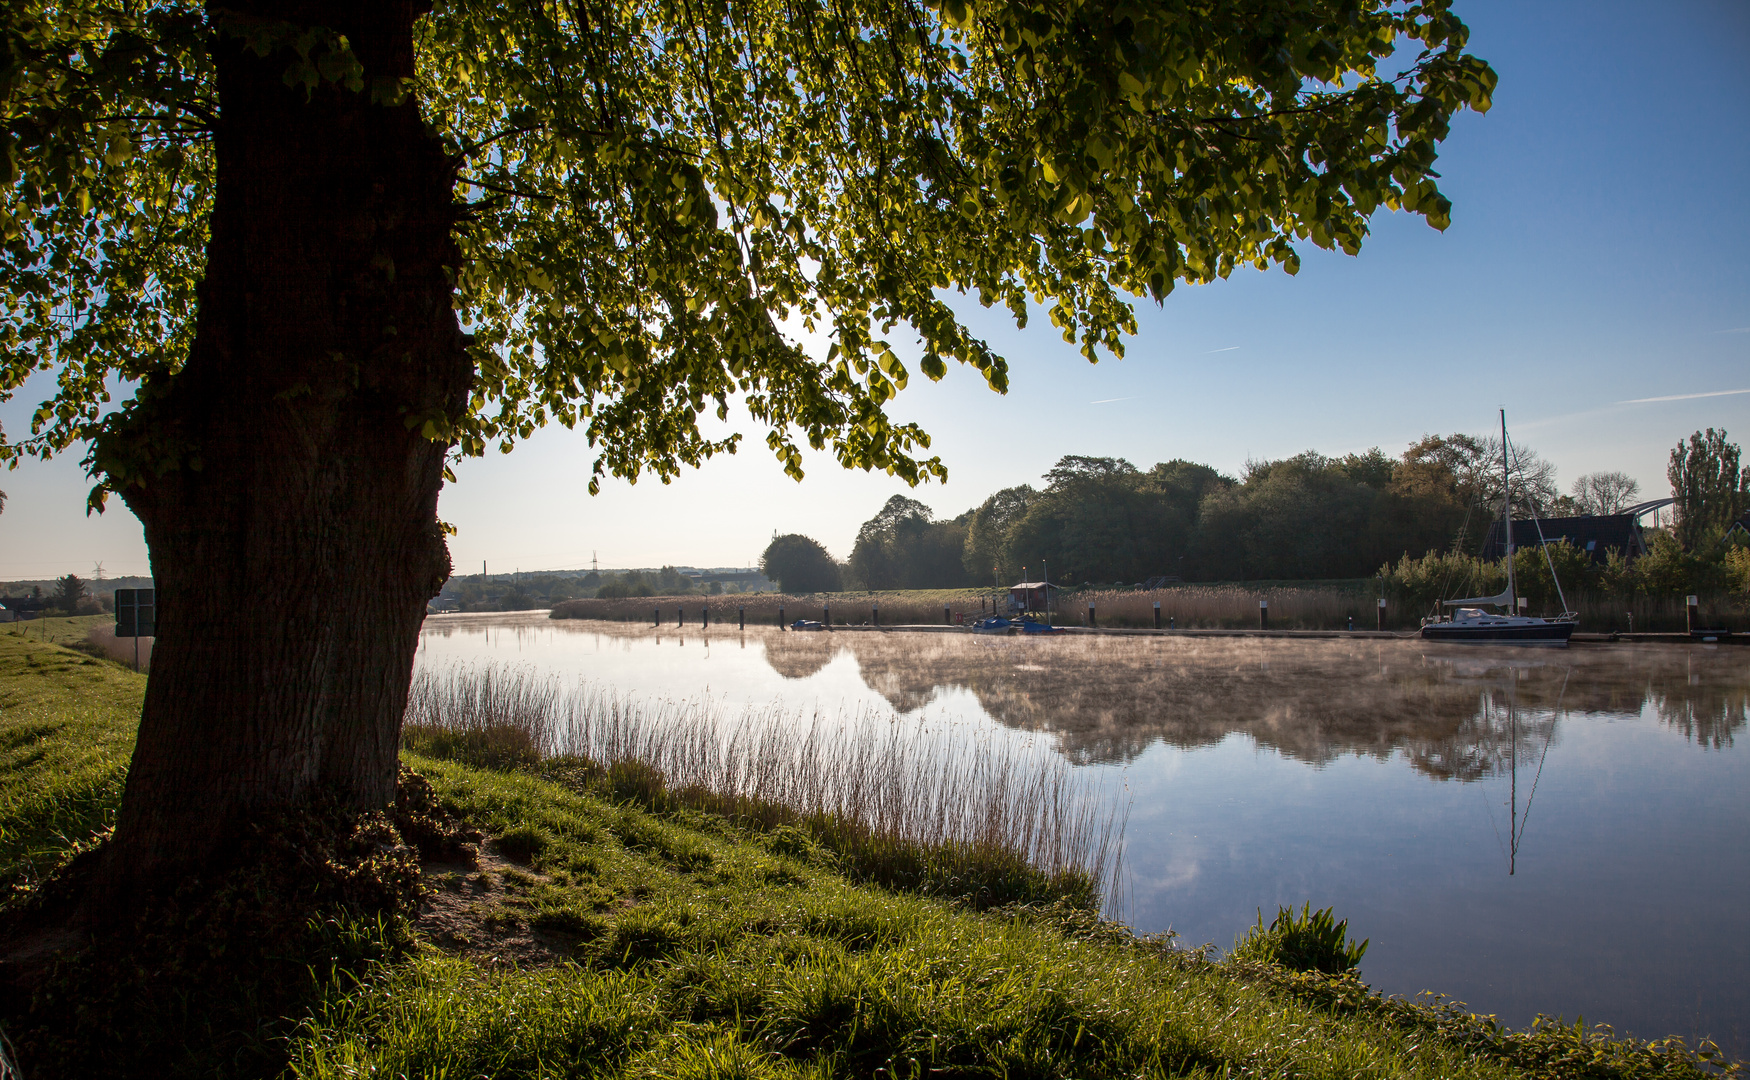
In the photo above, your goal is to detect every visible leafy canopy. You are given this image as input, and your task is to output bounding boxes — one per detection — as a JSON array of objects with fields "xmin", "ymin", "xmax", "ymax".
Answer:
[
  {"xmin": 759, "ymin": 533, "xmax": 841, "ymax": 593},
  {"xmin": 1668, "ymin": 429, "xmax": 1748, "ymax": 550},
  {"xmin": 2, "ymin": 0, "xmax": 1495, "ymax": 493}
]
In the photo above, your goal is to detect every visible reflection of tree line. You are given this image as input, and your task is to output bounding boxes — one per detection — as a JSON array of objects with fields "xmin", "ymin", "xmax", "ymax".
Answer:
[{"xmin": 758, "ymin": 634, "xmax": 1747, "ymax": 771}]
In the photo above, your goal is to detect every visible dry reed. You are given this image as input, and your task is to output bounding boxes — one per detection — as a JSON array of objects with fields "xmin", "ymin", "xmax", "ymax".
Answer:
[
  {"xmin": 551, "ymin": 583, "xmax": 1743, "ymax": 633},
  {"xmin": 1070, "ymin": 584, "xmax": 1382, "ymax": 629},
  {"xmin": 403, "ymin": 663, "xmax": 1122, "ymax": 907},
  {"xmin": 81, "ymin": 624, "xmax": 153, "ymax": 670},
  {"xmin": 551, "ymin": 589, "xmax": 1006, "ymax": 627}
]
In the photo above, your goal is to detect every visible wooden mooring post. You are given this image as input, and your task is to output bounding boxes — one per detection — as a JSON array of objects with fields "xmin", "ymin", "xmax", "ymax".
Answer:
[
  {"xmin": 1687, "ymin": 594, "xmax": 1699, "ymax": 632},
  {"xmin": 738, "ymin": 607, "xmax": 745, "ymax": 629},
  {"xmin": 653, "ymin": 608, "xmax": 659, "ymax": 627},
  {"xmin": 1259, "ymin": 600, "xmax": 1269, "ymax": 630},
  {"xmin": 1153, "ymin": 601, "xmax": 1161, "ymax": 629},
  {"xmin": 702, "ymin": 608, "xmax": 708, "ymax": 629},
  {"xmin": 872, "ymin": 604, "xmax": 879, "ymax": 626},
  {"xmin": 1377, "ymin": 597, "xmax": 1387, "ymax": 631},
  {"xmin": 677, "ymin": 608, "xmax": 684, "ymax": 627},
  {"xmin": 779, "ymin": 605, "xmax": 785, "ymax": 628},
  {"xmin": 1087, "ymin": 602, "xmax": 1096, "ymax": 627},
  {"xmin": 943, "ymin": 605, "xmax": 951, "ymax": 625},
  {"xmin": 823, "ymin": 605, "xmax": 830, "ymax": 627}
]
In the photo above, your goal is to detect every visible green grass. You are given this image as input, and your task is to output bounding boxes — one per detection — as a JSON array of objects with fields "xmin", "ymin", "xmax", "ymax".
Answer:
[
  {"xmin": 0, "ymin": 618, "xmax": 142, "ymax": 890},
  {"xmin": 402, "ymin": 664, "xmax": 1118, "ymax": 909},
  {"xmin": 1, "ymin": 629, "xmax": 1738, "ymax": 1079},
  {"xmin": 298, "ymin": 759, "xmax": 1501, "ymax": 1080}
]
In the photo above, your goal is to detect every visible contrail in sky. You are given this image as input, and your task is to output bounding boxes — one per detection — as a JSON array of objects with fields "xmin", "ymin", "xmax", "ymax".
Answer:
[
  {"xmin": 1715, "ymin": 326, "xmax": 1750, "ymax": 333},
  {"xmin": 1205, "ymin": 346, "xmax": 1240, "ymax": 353},
  {"xmin": 1089, "ymin": 396, "xmax": 1134, "ymax": 404},
  {"xmin": 1619, "ymin": 388, "xmax": 1750, "ymax": 403}
]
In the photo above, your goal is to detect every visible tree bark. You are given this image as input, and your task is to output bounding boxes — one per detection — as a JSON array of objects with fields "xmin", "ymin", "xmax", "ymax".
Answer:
[{"xmin": 102, "ymin": 0, "xmax": 470, "ymax": 887}]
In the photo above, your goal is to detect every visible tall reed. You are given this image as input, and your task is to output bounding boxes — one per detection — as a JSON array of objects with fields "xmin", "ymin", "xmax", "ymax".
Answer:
[
  {"xmin": 81, "ymin": 623, "xmax": 153, "ymax": 670},
  {"xmin": 1069, "ymin": 583, "xmax": 1384, "ymax": 629},
  {"xmin": 402, "ymin": 664, "xmax": 1122, "ymax": 908},
  {"xmin": 551, "ymin": 589, "xmax": 1004, "ymax": 626}
]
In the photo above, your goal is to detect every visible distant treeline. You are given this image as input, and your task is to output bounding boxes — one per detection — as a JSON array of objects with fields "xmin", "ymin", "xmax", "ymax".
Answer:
[{"xmin": 769, "ymin": 435, "xmax": 1599, "ymax": 591}]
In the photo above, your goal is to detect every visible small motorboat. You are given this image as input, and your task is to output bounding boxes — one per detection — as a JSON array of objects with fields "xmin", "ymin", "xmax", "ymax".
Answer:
[
  {"xmin": 789, "ymin": 619, "xmax": 827, "ymax": 631},
  {"xmin": 971, "ymin": 617, "xmax": 1013, "ymax": 635},
  {"xmin": 1019, "ymin": 618, "xmax": 1065, "ymax": 635}
]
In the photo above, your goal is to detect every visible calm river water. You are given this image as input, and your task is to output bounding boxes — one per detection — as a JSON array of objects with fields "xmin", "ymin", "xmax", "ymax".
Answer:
[{"xmin": 417, "ymin": 612, "xmax": 1749, "ymax": 1057}]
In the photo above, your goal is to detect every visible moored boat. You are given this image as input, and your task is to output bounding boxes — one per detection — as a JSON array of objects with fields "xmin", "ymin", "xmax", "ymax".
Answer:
[
  {"xmin": 1421, "ymin": 607, "xmax": 1575, "ymax": 645},
  {"xmin": 1422, "ymin": 411, "xmax": 1578, "ymax": 647},
  {"xmin": 971, "ymin": 617, "xmax": 1013, "ymax": 635}
]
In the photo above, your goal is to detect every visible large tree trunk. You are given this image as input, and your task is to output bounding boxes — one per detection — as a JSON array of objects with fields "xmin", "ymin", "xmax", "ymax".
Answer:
[{"xmin": 103, "ymin": 0, "xmax": 470, "ymax": 887}]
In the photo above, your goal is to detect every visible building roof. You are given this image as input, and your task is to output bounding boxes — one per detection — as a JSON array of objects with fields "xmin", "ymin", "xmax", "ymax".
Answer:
[
  {"xmin": 1009, "ymin": 582, "xmax": 1059, "ymax": 590},
  {"xmin": 1481, "ymin": 514, "xmax": 1646, "ymax": 564}
]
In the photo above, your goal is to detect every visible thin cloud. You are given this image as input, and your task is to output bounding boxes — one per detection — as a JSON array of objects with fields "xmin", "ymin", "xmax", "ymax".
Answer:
[
  {"xmin": 1619, "ymin": 388, "xmax": 1750, "ymax": 404},
  {"xmin": 1089, "ymin": 396, "xmax": 1135, "ymax": 405},
  {"xmin": 1205, "ymin": 345, "xmax": 1240, "ymax": 353},
  {"xmin": 1715, "ymin": 326, "xmax": 1750, "ymax": 333}
]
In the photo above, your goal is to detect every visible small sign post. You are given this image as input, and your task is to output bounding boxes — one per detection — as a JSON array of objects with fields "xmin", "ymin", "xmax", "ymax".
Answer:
[{"xmin": 114, "ymin": 587, "xmax": 156, "ymax": 671}]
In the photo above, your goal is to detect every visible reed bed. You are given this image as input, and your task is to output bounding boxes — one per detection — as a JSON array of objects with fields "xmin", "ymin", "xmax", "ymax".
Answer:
[
  {"xmin": 402, "ymin": 663, "xmax": 1121, "ymax": 908},
  {"xmin": 551, "ymin": 589, "xmax": 1005, "ymax": 627},
  {"xmin": 552, "ymin": 583, "xmax": 1744, "ymax": 633},
  {"xmin": 1559, "ymin": 592, "xmax": 1719, "ymax": 633},
  {"xmin": 1385, "ymin": 589, "xmax": 1730, "ymax": 632},
  {"xmin": 1070, "ymin": 583, "xmax": 1383, "ymax": 629}
]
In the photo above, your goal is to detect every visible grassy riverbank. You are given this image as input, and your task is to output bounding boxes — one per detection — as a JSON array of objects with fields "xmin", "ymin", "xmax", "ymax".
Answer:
[
  {"xmin": 0, "ymin": 629, "xmax": 1737, "ymax": 1078},
  {"xmin": 0, "ymin": 617, "xmax": 141, "ymax": 890}
]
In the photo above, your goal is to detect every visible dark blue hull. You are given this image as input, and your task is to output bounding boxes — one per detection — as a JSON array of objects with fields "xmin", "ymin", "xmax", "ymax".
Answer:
[{"xmin": 1420, "ymin": 622, "xmax": 1575, "ymax": 645}]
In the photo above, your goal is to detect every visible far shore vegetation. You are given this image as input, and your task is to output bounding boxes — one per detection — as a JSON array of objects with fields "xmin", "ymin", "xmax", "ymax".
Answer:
[
  {"xmin": 550, "ymin": 558, "xmax": 1748, "ymax": 633},
  {"xmin": 746, "ymin": 428, "xmax": 1744, "ymax": 597},
  {"xmin": 3, "ymin": 623, "xmax": 1740, "ymax": 1078},
  {"xmin": 423, "ymin": 427, "xmax": 1750, "ymax": 628}
]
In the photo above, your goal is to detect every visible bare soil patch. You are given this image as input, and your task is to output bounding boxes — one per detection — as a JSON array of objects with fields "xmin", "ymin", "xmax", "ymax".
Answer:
[{"xmin": 416, "ymin": 842, "xmax": 582, "ymax": 968}]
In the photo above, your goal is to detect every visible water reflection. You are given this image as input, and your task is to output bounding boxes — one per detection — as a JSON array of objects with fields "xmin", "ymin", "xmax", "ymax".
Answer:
[
  {"xmin": 757, "ymin": 631, "xmax": 1745, "ymax": 772},
  {"xmin": 417, "ymin": 615, "xmax": 1750, "ymax": 1054},
  {"xmin": 420, "ymin": 616, "xmax": 1748, "ymax": 772}
]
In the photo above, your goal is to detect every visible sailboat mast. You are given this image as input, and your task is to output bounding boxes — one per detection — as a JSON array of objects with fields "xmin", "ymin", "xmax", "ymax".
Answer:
[
  {"xmin": 1501, "ymin": 409, "xmax": 1516, "ymax": 613},
  {"xmin": 1509, "ymin": 687, "xmax": 1518, "ymax": 876}
]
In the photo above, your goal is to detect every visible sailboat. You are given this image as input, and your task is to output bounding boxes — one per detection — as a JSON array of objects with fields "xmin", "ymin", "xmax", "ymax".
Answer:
[{"xmin": 1421, "ymin": 411, "xmax": 1578, "ymax": 646}]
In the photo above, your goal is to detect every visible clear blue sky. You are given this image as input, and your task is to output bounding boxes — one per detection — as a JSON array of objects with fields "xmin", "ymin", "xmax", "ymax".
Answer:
[{"xmin": 2, "ymin": 0, "xmax": 1746, "ymax": 580}]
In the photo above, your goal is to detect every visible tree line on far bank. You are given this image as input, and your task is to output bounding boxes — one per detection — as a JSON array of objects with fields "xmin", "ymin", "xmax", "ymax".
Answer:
[{"xmin": 760, "ymin": 429, "xmax": 1750, "ymax": 596}]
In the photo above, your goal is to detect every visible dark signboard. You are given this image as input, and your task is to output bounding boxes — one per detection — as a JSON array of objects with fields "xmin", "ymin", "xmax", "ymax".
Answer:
[{"xmin": 115, "ymin": 588, "xmax": 156, "ymax": 638}]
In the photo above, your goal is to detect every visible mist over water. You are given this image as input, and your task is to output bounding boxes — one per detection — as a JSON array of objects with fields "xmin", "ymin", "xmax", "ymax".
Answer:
[{"xmin": 418, "ymin": 613, "xmax": 1750, "ymax": 1058}]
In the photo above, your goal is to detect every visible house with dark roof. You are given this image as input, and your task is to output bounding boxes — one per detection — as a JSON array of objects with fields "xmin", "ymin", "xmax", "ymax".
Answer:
[
  {"xmin": 1482, "ymin": 514, "xmax": 1647, "ymax": 565},
  {"xmin": 0, "ymin": 595, "xmax": 48, "ymax": 621},
  {"xmin": 1728, "ymin": 512, "xmax": 1750, "ymax": 542}
]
